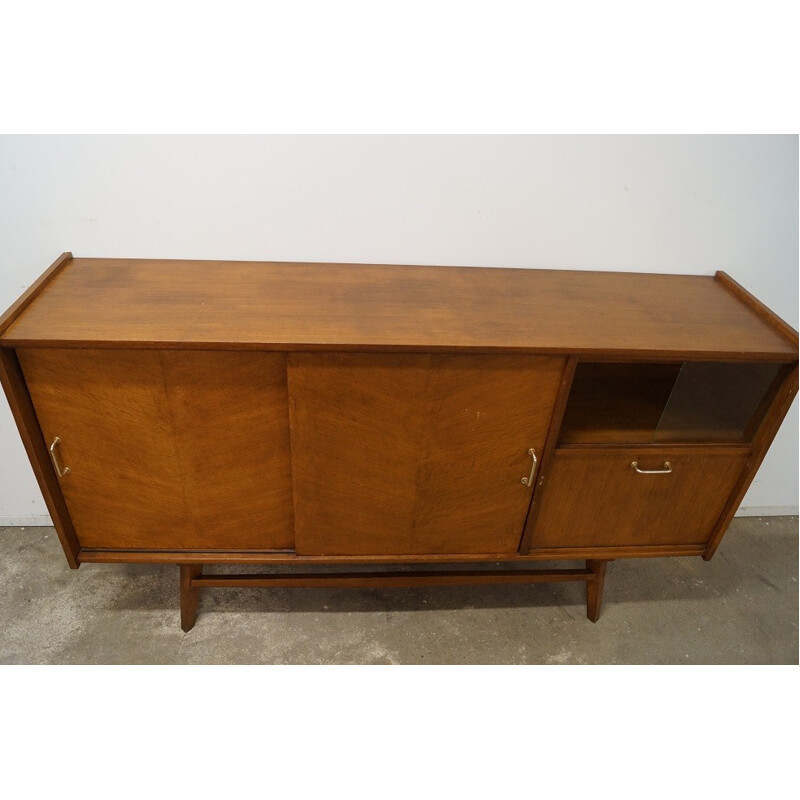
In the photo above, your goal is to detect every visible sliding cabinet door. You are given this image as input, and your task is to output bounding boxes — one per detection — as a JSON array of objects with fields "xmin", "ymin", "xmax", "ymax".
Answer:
[
  {"xmin": 289, "ymin": 353, "xmax": 565, "ymax": 555},
  {"xmin": 19, "ymin": 349, "xmax": 293, "ymax": 551}
]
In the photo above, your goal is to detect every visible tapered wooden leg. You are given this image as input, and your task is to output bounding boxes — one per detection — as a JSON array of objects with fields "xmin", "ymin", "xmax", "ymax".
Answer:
[
  {"xmin": 180, "ymin": 564, "xmax": 203, "ymax": 632},
  {"xmin": 586, "ymin": 559, "xmax": 609, "ymax": 623}
]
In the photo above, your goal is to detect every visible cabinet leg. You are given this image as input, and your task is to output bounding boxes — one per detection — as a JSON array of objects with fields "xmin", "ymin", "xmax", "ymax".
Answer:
[
  {"xmin": 180, "ymin": 564, "xmax": 203, "ymax": 632},
  {"xmin": 586, "ymin": 559, "xmax": 609, "ymax": 623}
]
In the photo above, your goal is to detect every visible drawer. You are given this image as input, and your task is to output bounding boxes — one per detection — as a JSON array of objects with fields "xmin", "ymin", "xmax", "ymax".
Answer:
[{"xmin": 532, "ymin": 448, "xmax": 748, "ymax": 549}]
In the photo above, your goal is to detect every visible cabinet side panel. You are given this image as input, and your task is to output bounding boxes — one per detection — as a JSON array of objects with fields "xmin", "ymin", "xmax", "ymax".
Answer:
[
  {"xmin": 704, "ymin": 362, "xmax": 799, "ymax": 559},
  {"xmin": 0, "ymin": 348, "xmax": 80, "ymax": 567}
]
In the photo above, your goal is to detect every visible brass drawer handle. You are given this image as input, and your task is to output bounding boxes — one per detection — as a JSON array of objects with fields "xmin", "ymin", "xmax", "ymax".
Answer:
[
  {"xmin": 49, "ymin": 437, "xmax": 71, "ymax": 477},
  {"xmin": 631, "ymin": 461, "xmax": 672, "ymax": 475},
  {"xmin": 521, "ymin": 448, "xmax": 538, "ymax": 487}
]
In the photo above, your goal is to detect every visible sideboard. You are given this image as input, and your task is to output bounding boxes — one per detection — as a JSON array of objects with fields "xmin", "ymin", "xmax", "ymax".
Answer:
[{"xmin": 1, "ymin": 254, "xmax": 797, "ymax": 630}]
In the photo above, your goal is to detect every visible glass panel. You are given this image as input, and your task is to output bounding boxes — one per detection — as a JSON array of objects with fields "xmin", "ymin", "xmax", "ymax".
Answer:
[{"xmin": 653, "ymin": 362, "xmax": 782, "ymax": 443}]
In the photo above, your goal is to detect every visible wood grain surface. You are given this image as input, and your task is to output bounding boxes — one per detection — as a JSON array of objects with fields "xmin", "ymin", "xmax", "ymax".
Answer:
[
  {"xmin": 704, "ymin": 362, "xmax": 799, "ymax": 559},
  {"xmin": 715, "ymin": 271, "xmax": 799, "ymax": 346},
  {"xmin": 518, "ymin": 356, "xmax": 577, "ymax": 553},
  {"xmin": 532, "ymin": 448, "xmax": 749, "ymax": 549},
  {"xmin": 0, "ymin": 348, "xmax": 81, "ymax": 566},
  {"xmin": 558, "ymin": 362, "xmax": 682, "ymax": 444},
  {"xmin": 289, "ymin": 353, "xmax": 565, "ymax": 555},
  {"xmin": 77, "ymin": 543, "xmax": 707, "ymax": 564},
  {"xmin": 1, "ymin": 258, "xmax": 796, "ymax": 360},
  {"xmin": 18, "ymin": 349, "xmax": 294, "ymax": 550},
  {"xmin": 0, "ymin": 253, "xmax": 73, "ymax": 336}
]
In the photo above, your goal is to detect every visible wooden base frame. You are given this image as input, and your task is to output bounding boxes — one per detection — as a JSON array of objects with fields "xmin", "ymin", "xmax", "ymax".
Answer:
[{"xmin": 178, "ymin": 559, "xmax": 612, "ymax": 632}]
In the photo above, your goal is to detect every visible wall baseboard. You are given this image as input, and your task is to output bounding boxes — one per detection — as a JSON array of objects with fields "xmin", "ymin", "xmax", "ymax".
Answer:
[
  {"xmin": 735, "ymin": 506, "xmax": 798, "ymax": 517},
  {"xmin": 1, "ymin": 508, "xmax": 798, "ymax": 529},
  {"xmin": 0, "ymin": 516, "xmax": 54, "ymax": 526}
]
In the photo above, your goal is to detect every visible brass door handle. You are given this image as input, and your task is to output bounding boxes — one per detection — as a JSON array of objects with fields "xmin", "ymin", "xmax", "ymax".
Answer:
[
  {"xmin": 49, "ymin": 437, "xmax": 71, "ymax": 477},
  {"xmin": 521, "ymin": 448, "xmax": 538, "ymax": 487},
  {"xmin": 631, "ymin": 461, "xmax": 672, "ymax": 475}
]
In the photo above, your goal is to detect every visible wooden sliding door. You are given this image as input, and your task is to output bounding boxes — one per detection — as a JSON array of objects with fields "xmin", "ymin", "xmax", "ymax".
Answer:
[
  {"xmin": 288, "ymin": 353, "xmax": 566, "ymax": 555},
  {"xmin": 18, "ymin": 348, "xmax": 294, "ymax": 551}
]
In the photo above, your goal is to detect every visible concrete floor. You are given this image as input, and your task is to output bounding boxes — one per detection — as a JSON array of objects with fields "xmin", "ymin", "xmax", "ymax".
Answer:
[{"xmin": 0, "ymin": 516, "xmax": 797, "ymax": 664}]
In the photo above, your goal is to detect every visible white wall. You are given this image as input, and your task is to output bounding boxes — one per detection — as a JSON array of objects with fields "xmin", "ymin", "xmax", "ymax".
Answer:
[{"xmin": 0, "ymin": 135, "xmax": 797, "ymax": 523}]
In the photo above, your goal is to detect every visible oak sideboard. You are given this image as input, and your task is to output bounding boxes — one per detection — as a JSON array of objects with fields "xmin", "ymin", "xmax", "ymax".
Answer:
[{"xmin": 1, "ymin": 254, "xmax": 797, "ymax": 630}]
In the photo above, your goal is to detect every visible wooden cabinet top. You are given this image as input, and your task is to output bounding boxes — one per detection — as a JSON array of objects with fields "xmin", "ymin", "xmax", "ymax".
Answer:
[{"xmin": 1, "ymin": 254, "xmax": 797, "ymax": 360}]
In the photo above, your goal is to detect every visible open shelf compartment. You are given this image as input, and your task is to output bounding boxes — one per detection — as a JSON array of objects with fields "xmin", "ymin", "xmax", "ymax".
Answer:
[{"xmin": 558, "ymin": 361, "xmax": 784, "ymax": 446}]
